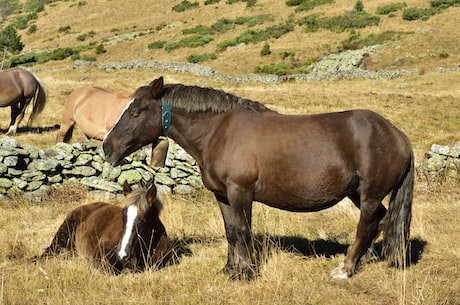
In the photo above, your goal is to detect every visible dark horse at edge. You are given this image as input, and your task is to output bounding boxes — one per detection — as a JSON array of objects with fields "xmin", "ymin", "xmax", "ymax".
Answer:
[
  {"xmin": 0, "ymin": 68, "xmax": 47, "ymax": 135},
  {"xmin": 103, "ymin": 77, "xmax": 414, "ymax": 280}
]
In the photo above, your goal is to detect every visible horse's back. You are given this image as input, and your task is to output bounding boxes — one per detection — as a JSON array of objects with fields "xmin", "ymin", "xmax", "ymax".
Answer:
[{"xmin": 64, "ymin": 86, "xmax": 131, "ymax": 140}]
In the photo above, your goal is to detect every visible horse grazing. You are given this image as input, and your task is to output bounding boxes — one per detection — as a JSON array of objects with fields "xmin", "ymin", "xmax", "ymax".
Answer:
[
  {"xmin": 38, "ymin": 181, "xmax": 168, "ymax": 274},
  {"xmin": 56, "ymin": 86, "xmax": 132, "ymax": 143},
  {"xmin": 0, "ymin": 68, "xmax": 47, "ymax": 135},
  {"xmin": 103, "ymin": 77, "xmax": 414, "ymax": 280}
]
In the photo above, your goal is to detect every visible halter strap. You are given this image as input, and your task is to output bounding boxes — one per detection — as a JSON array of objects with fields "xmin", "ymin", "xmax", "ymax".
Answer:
[{"xmin": 161, "ymin": 98, "xmax": 172, "ymax": 137}]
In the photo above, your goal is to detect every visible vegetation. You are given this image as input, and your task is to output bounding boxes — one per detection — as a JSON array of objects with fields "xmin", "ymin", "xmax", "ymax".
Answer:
[
  {"xmin": 286, "ymin": 0, "xmax": 333, "ymax": 12},
  {"xmin": 186, "ymin": 53, "xmax": 217, "ymax": 63},
  {"xmin": 254, "ymin": 51, "xmax": 313, "ymax": 75},
  {"xmin": 340, "ymin": 30, "xmax": 413, "ymax": 50},
  {"xmin": 5, "ymin": 46, "xmax": 89, "ymax": 67},
  {"xmin": 172, "ymin": 0, "xmax": 199, "ymax": 12},
  {"xmin": 165, "ymin": 35, "xmax": 214, "ymax": 52},
  {"xmin": 376, "ymin": 2, "xmax": 407, "ymax": 15},
  {"xmin": 0, "ymin": 25, "xmax": 24, "ymax": 53}
]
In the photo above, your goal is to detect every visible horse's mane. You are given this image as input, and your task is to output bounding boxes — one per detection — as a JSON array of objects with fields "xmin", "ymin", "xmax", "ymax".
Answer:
[
  {"xmin": 124, "ymin": 186, "xmax": 163, "ymax": 214},
  {"xmin": 132, "ymin": 84, "xmax": 270, "ymax": 113}
]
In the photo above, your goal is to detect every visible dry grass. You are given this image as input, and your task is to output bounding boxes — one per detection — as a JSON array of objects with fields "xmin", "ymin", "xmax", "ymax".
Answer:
[{"xmin": 0, "ymin": 0, "xmax": 460, "ymax": 304}]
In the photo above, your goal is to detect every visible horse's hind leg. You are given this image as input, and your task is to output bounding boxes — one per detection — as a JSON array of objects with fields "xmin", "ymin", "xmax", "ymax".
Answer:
[
  {"xmin": 40, "ymin": 215, "xmax": 79, "ymax": 258},
  {"xmin": 56, "ymin": 119, "xmax": 75, "ymax": 143},
  {"xmin": 6, "ymin": 103, "xmax": 21, "ymax": 135},
  {"xmin": 330, "ymin": 197, "xmax": 386, "ymax": 279}
]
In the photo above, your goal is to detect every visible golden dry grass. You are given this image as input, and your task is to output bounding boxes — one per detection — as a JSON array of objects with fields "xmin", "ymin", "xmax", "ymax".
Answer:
[{"xmin": 0, "ymin": 0, "xmax": 460, "ymax": 304}]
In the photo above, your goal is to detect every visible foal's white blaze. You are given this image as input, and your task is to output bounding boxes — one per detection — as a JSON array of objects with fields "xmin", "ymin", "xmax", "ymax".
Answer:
[{"xmin": 118, "ymin": 205, "xmax": 138, "ymax": 261}]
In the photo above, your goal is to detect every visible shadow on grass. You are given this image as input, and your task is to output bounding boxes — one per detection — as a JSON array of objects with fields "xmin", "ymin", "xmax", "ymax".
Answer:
[
  {"xmin": 0, "ymin": 124, "xmax": 60, "ymax": 135},
  {"xmin": 254, "ymin": 234, "xmax": 427, "ymax": 266}
]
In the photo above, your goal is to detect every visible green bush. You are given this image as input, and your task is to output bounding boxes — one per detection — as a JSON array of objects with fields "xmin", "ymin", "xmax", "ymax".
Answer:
[
  {"xmin": 376, "ymin": 2, "xmax": 407, "ymax": 15},
  {"xmin": 204, "ymin": 0, "xmax": 221, "ymax": 4},
  {"xmin": 148, "ymin": 40, "xmax": 166, "ymax": 49},
  {"xmin": 165, "ymin": 35, "xmax": 214, "ymax": 51},
  {"xmin": 340, "ymin": 30, "xmax": 413, "ymax": 50},
  {"xmin": 27, "ymin": 24, "xmax": 37, "ymax": 35},
  {"xmin": 402, "ymin": 7, "xmax": 433, "ymax": 20},
  {"xmin": 76, "ymin": 34, "xmax": 86, "ymax": 41},
  {"xmin": 58, "ymin": 25, "xmax": 71, "ymax": 33},
  {"xmin": 14, "ymin": 12, "xmax": 38, "ymax": 29},
  {"xmin": 286, "ymin": 0, "xmax": 333, "ymax": 12},
  {"xmin": 6, "ymin": 46, "xmax": 89, "ymax": 67},
  {"xmin": 211, "ymin": 18, "xmax": 234, "ymax": 33},
  {"xmin": 95, "ymin": 44, "xmax": 106, "ymax": 54},
  {"xmin": 260, "ymin": 43, "xmax": 271, "ymax": 56},
  {"xmin": 0, "ymin": 25, "xmax": 24, "ymax": 53},
  {"xmin": 172, "ymin": 1, "xmax": 199, "ymax": 12},
  {"xmin": 183, "ymin": 25, "xmax": 214, "ymax": 36},
  {"xmin": 186, "ymin": 53, "xmax": 217, "ymax": 63}
]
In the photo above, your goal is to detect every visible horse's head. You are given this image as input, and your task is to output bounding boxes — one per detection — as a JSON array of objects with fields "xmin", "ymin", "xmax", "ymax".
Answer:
[
  {"xmin": 117, "ymin": 181, "xmax": 165, "ymax": 266},
  {"xmin": 103, "ymin": 77, "xmax": 165, "ymax": 166}
]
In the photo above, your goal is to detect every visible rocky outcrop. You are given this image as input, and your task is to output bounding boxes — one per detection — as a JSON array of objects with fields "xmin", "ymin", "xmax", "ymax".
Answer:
[{"xmin": 0, "ymin": 137, "xmax": 203, "ymax": 200}]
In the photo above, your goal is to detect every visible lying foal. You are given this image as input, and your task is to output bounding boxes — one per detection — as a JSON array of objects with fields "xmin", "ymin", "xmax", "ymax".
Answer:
[{"xmin": 38, "ymin": 181, "xmax": 168, "ymax": 274}]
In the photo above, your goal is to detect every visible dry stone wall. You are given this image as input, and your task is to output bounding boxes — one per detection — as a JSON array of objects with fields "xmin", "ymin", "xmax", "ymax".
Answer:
[
  {"xmin": 417, "ymin": 141, "xmax": 460, "ymax": 185},
  {"xmin": 0, "ymin": 137, "xmax": 203, "ymax": 201}
]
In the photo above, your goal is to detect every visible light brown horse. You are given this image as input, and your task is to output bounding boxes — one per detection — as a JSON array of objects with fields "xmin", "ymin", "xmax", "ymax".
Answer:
[
  {"xmin": 103, "ymin": 77, "xmax": 414, "ymax": 280},
  {"xmin": 56, "ymin": 86, "xmax": 131, "ymax": 143},
  {"xmin": 0, "ymin": 67, "xmax": 47, "ymax": 135},
  {"xmin": 37, "ymin": 181, "xmax": 169, "ymax": 274}
]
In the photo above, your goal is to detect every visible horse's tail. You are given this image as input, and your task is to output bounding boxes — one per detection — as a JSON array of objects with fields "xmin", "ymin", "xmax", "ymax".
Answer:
[
  {"xmin": 27, "ymin": 75, "xmax": 47, "ymax": 125},
  {"xmin": 382, "ymin": 151, "xmax": 414, "ymax": 267}
]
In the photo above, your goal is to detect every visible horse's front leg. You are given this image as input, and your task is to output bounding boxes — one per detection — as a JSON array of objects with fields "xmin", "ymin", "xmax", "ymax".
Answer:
[
  {"xmin": 6, "ymin": 103, "xmax": 20, "ymax": 135},
  {"xmin": 214, "ymin": 189, "xmax": 256, "ymax": 280}
]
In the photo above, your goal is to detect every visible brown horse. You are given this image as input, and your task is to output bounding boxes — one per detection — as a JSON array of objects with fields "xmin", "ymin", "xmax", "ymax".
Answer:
[
  {"xmin": 38, "ymin": 181, "xmax": 168, "ymax": 274},
  {"xmin": 0, "ymin": 68, "xmax": 47, "ymax": 135},
  {"xmin": 56, "ymin": 86, "xmax": 131, "ymax": 143},
  {"xmin": 103, "ymin": 77, "xmax": 414, "ymax": 280}
]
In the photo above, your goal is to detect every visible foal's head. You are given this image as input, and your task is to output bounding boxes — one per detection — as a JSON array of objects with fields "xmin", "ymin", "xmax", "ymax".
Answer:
[{"xmin": 117, "ymin": 181, "xmax": 164, "ymax": 267}]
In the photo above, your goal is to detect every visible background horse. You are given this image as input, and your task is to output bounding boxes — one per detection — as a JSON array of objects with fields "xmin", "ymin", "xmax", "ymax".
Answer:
[
  {"xmin": 56, "ymin": 86, "xmax": 131, "ymax": 143},
  {"xmin": 103, "ymin": 77, "xmax": 414, "ymax": 280},
  {"xmin": 37, "ymin": 181, "xmax": 168, "ymax": 274},
  {"xmin": 56, "ymin": 86, "xmax": 169, "ymax": 166},
  {"xmin": 0, "ymin": 67, "xmax": 47, "ymax": 135}
]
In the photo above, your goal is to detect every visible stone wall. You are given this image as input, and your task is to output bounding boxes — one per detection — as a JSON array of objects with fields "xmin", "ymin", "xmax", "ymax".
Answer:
[
  {"xmin": 0, "ymin": 137, "xmax": 203, "ymax": 200},
  {"xmin": 417, "ymin": 141, "xmax": 460, "ymax": 186}
]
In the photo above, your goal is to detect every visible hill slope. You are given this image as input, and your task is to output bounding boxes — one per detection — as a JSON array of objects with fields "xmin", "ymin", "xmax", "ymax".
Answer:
[{"xmin": 10, "ymin": 0, "xmax": 460, "ymax": 76}]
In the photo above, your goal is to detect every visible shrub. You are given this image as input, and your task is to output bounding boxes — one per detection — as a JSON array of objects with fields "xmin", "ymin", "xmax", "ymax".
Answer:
[
  {"xmin": 402, "ymin": 7, "xmax": 433, "ymax": 20},
  {"xmin": 183, "ymin": 25, "xmax": 214, "ymax": 36},
  {"xmin": 95, "ymin": 44, "xmax": 106, "ymax": 54},
  {"xmin": 164, "ymin": 35, "xmax": 214, "ymax": 51},
  {"xmin": 148, "ymin": 41, "xmax": 166, "ymax": 49},
  {"xmin": 211, "ymin": 18, "xmax": 234, "ymax": 33},
  {"xmin": 186, "ymin": 53, "xmax": 217, "ymax": 63},
  {"xmin": 59, "ymin": 25, "xmax": 71, "ymax": 33},
  {"xmin": 340, "ymin": 30, "xmax": 413, "ymax": 50},
  {"xmin": 27, "ymin": 24, "xmax": 37, "ymax": 35},
  {"xmin": 286, "ymin": 0, "xmax": 333, "ymax": 12},
  {"xmin": 260, "ymin": 43, "xmax": 271, "ymax": 56},
  {"xmin": 172, "ymin": 1, "xmax": 199, "ymax": 12},
  {"xmin": 76, "ymin": 34, "xmax": 86, "ymax": 41},
  {"xmin": 376, "ymin": 2, "xmax": 407, "ymax": 15},
  {"xmin": 205, "ymin": 0, "xmax": 221, "ymax": 4}
]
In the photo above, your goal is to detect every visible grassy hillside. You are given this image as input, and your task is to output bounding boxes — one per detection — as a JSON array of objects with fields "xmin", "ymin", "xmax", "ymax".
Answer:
[{"xmin": 0, "ymin": 1, "xmax": 459, "ymax": 305}]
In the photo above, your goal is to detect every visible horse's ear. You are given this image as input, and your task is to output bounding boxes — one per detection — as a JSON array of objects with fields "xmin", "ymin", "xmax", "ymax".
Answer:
[
  {"xmin": 146, "ymin": 184, "xmax": 157, "ymax": 204},
  {"xmin": 150, "ymin": 76, "xmax": 164, "ymax": 98},
  {"xmin": 123, "ymin": 181, "xmax": 132, "ymax": 196}
]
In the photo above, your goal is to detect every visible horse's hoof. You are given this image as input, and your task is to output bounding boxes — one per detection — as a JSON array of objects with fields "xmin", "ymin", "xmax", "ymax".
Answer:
[{"xmin": 329, "ymin": 262, "xmax": 351, "ymax": 280}]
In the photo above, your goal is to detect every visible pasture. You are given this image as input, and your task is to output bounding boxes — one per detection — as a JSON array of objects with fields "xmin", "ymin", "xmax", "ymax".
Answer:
[{"xmin": 0, "ymin": 65, "xmax": 459, "ymax": 304}]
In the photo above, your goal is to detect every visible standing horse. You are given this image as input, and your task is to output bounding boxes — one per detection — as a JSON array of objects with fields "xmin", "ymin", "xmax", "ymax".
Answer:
[
  {"xmin": 103, "ymin": 77, "xmax": 414, "ymax": 280},
  {"xmin": 56, "ymin": 86, "xmax": 169, "ymax": 166},
  {"xmin": 38, "ymin": 181, "xmax": 168, "ymax": 274},
  {"xmin": 56, "ymin": 86, "xmax": 132, "ymax": 143},
  {"xmin": 0, "ymin": 68, "xmax": 47, "ymax": 135}
]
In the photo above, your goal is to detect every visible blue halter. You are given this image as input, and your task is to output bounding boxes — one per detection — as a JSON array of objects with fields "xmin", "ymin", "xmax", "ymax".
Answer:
[{"xmin": 161, "ymin": 98, "xmax": 172, "ymax": 137}]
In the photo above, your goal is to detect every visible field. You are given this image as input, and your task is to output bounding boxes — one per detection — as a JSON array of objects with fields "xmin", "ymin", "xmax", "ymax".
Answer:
[{"xmin": 1, "ymin": 0, "xmax": 460, "ymax": 304}]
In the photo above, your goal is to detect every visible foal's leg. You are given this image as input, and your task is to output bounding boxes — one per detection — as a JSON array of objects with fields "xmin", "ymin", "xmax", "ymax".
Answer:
[
  {"xmin": 330, "ymin": 197, "xmax": 386, "ymax": 279},
  {"xmin": 215, "ymin": 187, "xmax": 255, "ymax": 280}
]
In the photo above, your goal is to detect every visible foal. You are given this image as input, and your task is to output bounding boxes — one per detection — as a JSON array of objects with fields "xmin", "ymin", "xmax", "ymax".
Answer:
[{"xmin": 38, "ymin": 181, "xmax": 168, "ymax": 274}]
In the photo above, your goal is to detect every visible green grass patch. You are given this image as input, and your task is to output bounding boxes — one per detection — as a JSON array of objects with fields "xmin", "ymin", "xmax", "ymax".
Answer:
[
  {"xmin": 186, "ymin": 53, "xmax": 217, "ymax": 63},
  {"xmin": 148, "ymin": 40, "xmax": 166, "ymax": 49},
  {"xmin": 340, "ymin": 30, "xmax": 413, "ymax": 50},
  {"xmin": 165, "ymin": 35, "xmax": 214, "ymax": 51},
  {"xmin": 376, "ymin": 2, "xmax": 407, "ymax": 15},
  {"xmin": 172, "ymin": 1, "xmax": 199, "ymax": 12},
  {"xmin": 6, "ymin": 46, "xmax": 90, "ymax": 67},
  {"xmin": 286, "ymin": 0, "xmax": 334, "ymax": 13}
]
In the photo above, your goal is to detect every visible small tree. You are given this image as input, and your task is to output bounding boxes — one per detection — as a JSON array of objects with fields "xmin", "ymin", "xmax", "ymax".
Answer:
[
  {"xmin": 0, "ymin": 25, "xmax": 24, "ymax": 53},
  {"xmin": 260, "ymin": 42, "xmax": 271, "ymax": 56},
  {"xmin": 354, "ymin": 0, "xmax": 364, "ymax": 12}
]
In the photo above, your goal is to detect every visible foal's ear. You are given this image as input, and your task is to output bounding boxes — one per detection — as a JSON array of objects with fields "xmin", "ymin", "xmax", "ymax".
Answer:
[
  {"xmin": 123, "ymin": 181, "xmax": 132, "ymax": 196},
  {"xmin": 146, "ymin": 184, "xmax": 157, "ymax": 204},
  {"xmin": 150, "ymin": 76, "xmax": 164, "ymax": 98}
]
